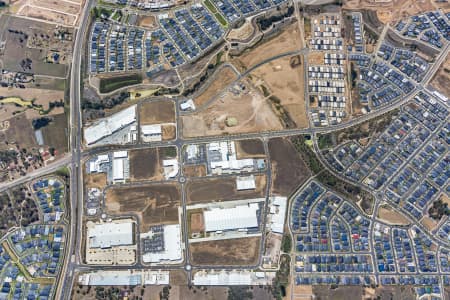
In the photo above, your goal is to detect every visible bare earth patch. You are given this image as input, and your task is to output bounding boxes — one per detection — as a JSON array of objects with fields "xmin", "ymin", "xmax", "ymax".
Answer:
[{"xmin": 189, "ymin": 237, "xmax": 261, "ymax": 266}]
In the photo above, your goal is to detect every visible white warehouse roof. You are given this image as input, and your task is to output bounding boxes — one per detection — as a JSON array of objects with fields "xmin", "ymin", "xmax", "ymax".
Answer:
[
  {"xmin": 236, "ymin": 175, "xmax": 256, "ymax": 190},
  {"xmin": 193, "ymin": 271, "xmax": 252, "ymax": 285},
  {"xmin": 204, "ymin": 203, "xmax": 259, "ymax": 232},
  {"xmin": 142, "ymin": 224, "xmax": 182, "ymax": 263},
  {"xmin": 88, "ymin": 222, "xmax": 134, "ymax": 249},
  {"xmin": 112, "ymin": 159, "xmax": 124, "ymax": 181},
  {"xmin": 84, "ymin": 105, "xmax": 136, "ymax": 145},
  {"xmin": 269, "ymin": 196, "xmax": 287, "ymax": 234},
  {"xmin": 141, "ymin": 124, "xmax": 162, "ymax": 135}
]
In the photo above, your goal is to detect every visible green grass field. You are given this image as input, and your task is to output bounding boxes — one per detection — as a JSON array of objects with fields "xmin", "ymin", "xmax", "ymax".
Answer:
[{"xmin": 99, "ymin": 74, "xmax": 142, "ymax": 93}]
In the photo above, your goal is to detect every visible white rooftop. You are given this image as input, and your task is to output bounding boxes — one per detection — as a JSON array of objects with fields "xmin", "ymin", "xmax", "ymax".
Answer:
[
  {"xmin": 269, "ymin": 196, "xmax": 287, "ymax": 234},
  {"xmin": 142, "ymin": 224, "xmax": 182, "ymax": 263},
  {"xmin": 88, "ymin": 221, "xmax": 134, "ymax": 249},
  {"xmin": 141, "ymin": 124, "xmax": 162, "ymax": 135},
  {"xmin": 204, "ymin": 203, "xmax": 259, "ymax": 232},
  {"xmin": 84, "ymin": 105, "xmax": 136, "ymax": 145},
  {"xmin": 236, "ymin": 175, "xmax": 256, "ymax": 190}
]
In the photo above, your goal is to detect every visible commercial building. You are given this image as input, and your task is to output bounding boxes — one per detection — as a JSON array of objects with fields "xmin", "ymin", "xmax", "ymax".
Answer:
[
  {"xmin": 141, "ymin": 224, "xmax": 183, "ymax": 263},
  {"xmin": 162, "ymin": 159, "xmax": 179, "ymax": 179},
  {"xmin": 86, "ymin": 219, "xmax": 137, "ymax": 265},
  {"xmin": 84, "ymin": 105, "xmax": 136, "ymax": 145},
  {"xmin": 268, "ymin": 196, "xmax": 287, "ymax": 234},
  {"xmin": 87, "ymin": 155, "xmax": 110, "ymax": 173},
  {"xmin": 207, "ymin": 141, "xmax": 263, "ymax": 175},
  {"xmin": 112, "ymin": 151, "xmax": 129, "ymax": 183},
  {"xmin": 203, "ymin": 202, "xmax": 261, "ymax": 233},
  {"xmin": 88, "ymin": 221, "xmax": 134, "ymax": 249}
]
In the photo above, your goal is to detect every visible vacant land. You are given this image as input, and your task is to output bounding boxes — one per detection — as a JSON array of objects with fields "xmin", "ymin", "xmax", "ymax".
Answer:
[
  {"xmin": 139, "ymin": 100, "xmax": 175, "ymax": 125},
  {"xmin": 344, "ymin": 0, "xmax": 436, "ymax": 25},
  {"xmin": 137, "ymin": 15, "xmax": 157, "ymax": 29},
  {"xmin": 234, "ymin": 23, "xmax": 302, "ymax": 70},
  {"xmin": 12, "ymin": 0, "xmax": 82, "ymax": 27},
  {"xmin": 250, "ymin": 55, "xmax": 308, "ymax": 128},
  {"xmin": 105, "ymin": 183, "xmax": 181, "ymax": 230},
  {"xmin": 183, "ymin": 164, "xmax": 207, "ymax": 177},
  {"xmin": 41, "ymin": 113, "xmax": 68, "ymax": 154},
  {"xmin": 190, "ymin": 237, "xmax": 260, "ymax": 266},
  {"xmin": 269, "ymin": 138, "xmax": 311, "ymax": 196},
  {"xmin": 129, "ymin": 146, "xmax": 177, "ymax": 181},
  {"xmin": 194, "ymin": 66, "xmax": 238, "ymax": 108},
  {"xmin": 0, "ymin": 114, "xmax": 37, "ymax": 150},
  {"xmin": 227, "ymin": 19, "xmax": 255, "ymax": 41},
  {"xmin": 84, "ymin": 172, "xmax": 107, "ymax": 190},
  {"xmin": 235, "ymin": 139, "xmax": 265, "ymax": 159},
  {"xmin": 377, "ymin": 205, "xmax": 411, "ymax": 225},
  {"xmin": 129, "ymin": 148, "xmax": 159, "ymax": 181},
  {"xmin": 186, "ymin": 176, "xmax": 266, "ymax": 204},
  {"xmin": 430, "ymin": 53, "xmax": 450, "ymax": 97},
  {"xmin": 182, "ymin": 80, "xmax": 283, "ymax": 137}
]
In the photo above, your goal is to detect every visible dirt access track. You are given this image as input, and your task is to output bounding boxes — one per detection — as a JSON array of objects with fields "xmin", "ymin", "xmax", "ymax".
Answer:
[
  {"xmin": 10, "ymin": 0, "xmax": 84, "ymax": 27},
  {"xmin": 189, "ymin": 236, "xmax": 261, "ymax": 266},
  {"xmin": 186, "ymin": 175, "xmax": 267, "ymax": 204},
  {"xmin": 105, "ymin": 183, "xmax": 181, "ymax": 231},
  {"xmin": 181, "ymin": 79, "xmax": 283, "ymax": 137}
]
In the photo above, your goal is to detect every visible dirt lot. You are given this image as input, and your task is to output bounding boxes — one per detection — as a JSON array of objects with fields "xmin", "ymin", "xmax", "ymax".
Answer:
[
  {"xmin": 235, "ymin": 138, "xmax": 265, "ymax": 159},
  {"xmin": 190, "ymin": 237, "xmax": 261, "ymax": 266},
  {"xmin": 129, "ymin": 148, "xmax": 159, "ymax": 181},
  {"xmin": 183, "ymin": 164, "xmax": 207, "ymax": 177},
  {"xmin": 186, "ymin": 176, "xmax": 266, "ymax": 204},
  {"xmin": 190, "ymin": 212, "xmax": 205, "ymax": 232},
  {"xmin": 11, "ymin": 0, "xmax": 83, "ymax": 26},
  {"xmin": 84, "ymin": 172, "xmax": 107, "ymax": 190},
  {"xmin": 137, "ymin": 15, "xmax": 158, "ymax": 29},
  {"xmin": 194, "ymin": 66, "xmax": 238, "ymax": 108},
  {"xmin": 269, "ymin": 138, "xmax": 311, "ymax": 196},
  {"xmin": 139, "ymin": 100, "xmax": 175, "ymax": 125},
  {"xmin": 430, "ymin": 53, "xmax": 450, "ymax": 97},
  {"xmin": 105, "ymin": 183, "xmax": 181, "ymax": 231},
  {"xmin": 250, "ymin": 55, "xmax": 308, "ymax": 128},
  {"xmin": 344, "ymin": 0, "xmax": 438, "ymax": 25},
  {"xmin": 162, "ymin": 124, "xmax": 176, "ymax": 140},
  {"xmin": 227, "ymin": 19, "xmax": 255, "ymax": 41},
  {"xmin": 234, "ymin": 23, "xmax": 302, "ymax": 70},
  {"xmin": 421, "ymin": 215, "xmax": 438, "ymax": 232},
  {"xmin": 182, "ymin": 80, "xmax": 283, "ymax": 137},
  {"xmin": 377, "ymin": 205, "xmax": 410, "ymax": 225},
  {"xmin": 129, "ymin": 146, "xmax": 177, "ymax": 181}
]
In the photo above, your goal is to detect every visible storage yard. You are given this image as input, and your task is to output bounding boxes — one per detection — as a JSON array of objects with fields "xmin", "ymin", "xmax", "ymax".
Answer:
[
  {"xmin": 105, "ymin": 183, "xmax": 181, "ymax": 230},
  {"xmin": 189, "ymin": 237, "xmax": 261, "ymax": 266}
]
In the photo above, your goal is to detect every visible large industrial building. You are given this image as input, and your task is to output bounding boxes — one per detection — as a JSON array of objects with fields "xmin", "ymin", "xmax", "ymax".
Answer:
[
  {"xmin": 203, "ymin": 203, "xmax": 260, "ymax": 233},
  {"xmin": 84, "ymin": 105, "xmax": 136, "ymax": 145},
  {"xmin": 268, "ymin": 196, "xmax": 287, "ymax": 234},
  {"xmin": 79, "ymin": 270, "xmax": 170, "ymax": 286},
  {"xmin": 88, "ymin": 221, "xmax": 134, "ymax": 249},
  {"xmin": 193, "ymin": 270, "xmax": 275, "ymax": 286}
]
